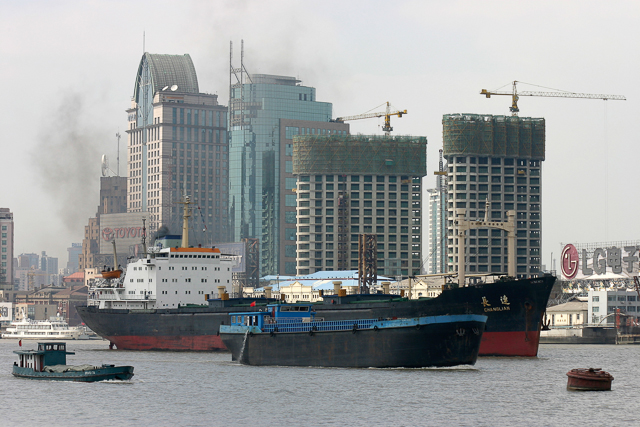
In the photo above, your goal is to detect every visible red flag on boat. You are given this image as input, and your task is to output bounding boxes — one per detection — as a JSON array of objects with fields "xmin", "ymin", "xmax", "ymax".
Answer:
[
  {"xmin": 19, "ymin": 340, "xmax": 22, "ymax": 347},
  {"xmin": 250, "ymin": 301, "xmax": 256, "ymax": 307}
]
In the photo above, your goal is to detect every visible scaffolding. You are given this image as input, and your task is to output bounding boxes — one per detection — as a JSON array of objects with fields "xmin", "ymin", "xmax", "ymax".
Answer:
[
  {"xmin": 442, "ymin": 114, "xmax": 545, "ymax": 160},
  {"xmin": 293, "ymin": 134, "xmax": 427, "ymax": 176},
  {"xmin": 358, "ymin": 234, "xmax": 377, "ymax": 294},
  {"xmin": 337, "ymin": 192, "xmax": 349, "ymax": 270},
  {"xmin": 242, "ymin": 238, "xmax": 260, "ymax": 289}
]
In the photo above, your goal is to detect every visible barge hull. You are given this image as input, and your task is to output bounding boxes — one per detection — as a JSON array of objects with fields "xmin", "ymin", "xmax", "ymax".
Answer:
[{"xmin": 222, "ymin": 319, "xmax": 486, "ymax": 368}]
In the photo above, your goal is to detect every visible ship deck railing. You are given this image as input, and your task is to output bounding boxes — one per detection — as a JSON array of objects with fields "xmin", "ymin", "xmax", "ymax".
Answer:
[
  {"xmin": 261, "ymin": 318, "xmax": 380, "ymax": 333},
  {"xmin": 88, "ymin": 294, "xmax": 155, "ymax": 301}
]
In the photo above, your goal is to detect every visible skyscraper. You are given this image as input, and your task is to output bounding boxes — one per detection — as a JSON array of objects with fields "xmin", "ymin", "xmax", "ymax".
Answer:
[
  {"xmin": 79, "ymin": 176, "xmax": 127, "ymax": 271},
  {"xmin": 0, "ymin": 208, "xmax": 13, "ymax": 290},
  {"xmin": 66, "ymin": 243, "xmax": 82, "ymax": 273},
  {"xmin": 443, "ymin": 114, "xmax": 544, "ymax": 279},
  {"xmin": 229, "ymin": 68, "xmax": 339, "ymax": 275},
  {"xmin": 128, "ymin": 53, "xmax": 228, "ymax": 244},
  {"xmin": 293, "ymin": 134, "xmax": 427, "ymax": 277},
  {"xmin": 426, "ymin": 149, "xmax": 448, "ymax": 274},
  {"xmin": 427, "ymin": 189, "xmax": 447, "ymax": 274}
]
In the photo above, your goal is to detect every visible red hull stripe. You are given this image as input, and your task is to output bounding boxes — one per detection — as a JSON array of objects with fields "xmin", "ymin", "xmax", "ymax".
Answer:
[
  {"xmin": 479, "ymin": 330, "xmax": 541, "ymax": 357},
  {"xmin": 106, "ymin": 335, "xmax": 226, "ymax": 351},
  {"xmin": 107, "ymin": 330, "xmax": 540, "ymax": 357}
]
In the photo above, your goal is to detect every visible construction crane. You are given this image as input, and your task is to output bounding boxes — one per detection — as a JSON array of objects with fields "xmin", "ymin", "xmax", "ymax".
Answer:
[
  {"xmin": 335, "ymin": 102, "xmax": 407, "ymax": 135},
  {"xmin": 27, "ymin": 270, "xmax": 49, "ymax": 290},
  {"xmin": 480, "ymin": 81, "xmax": 626, "ymax": 115}
]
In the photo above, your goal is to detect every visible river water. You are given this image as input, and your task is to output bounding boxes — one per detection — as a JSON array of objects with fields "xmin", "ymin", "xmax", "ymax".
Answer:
[{"xmin": 0, "ymin": 340, "xmax": 638, "ymax": 427}]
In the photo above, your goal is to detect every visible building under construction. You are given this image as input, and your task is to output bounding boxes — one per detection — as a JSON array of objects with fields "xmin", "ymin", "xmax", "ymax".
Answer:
[
  {"xmin": 292, "ymin": 134, "xmax": 427, "ymax": 277},
  {"xmin": 443, "ymin": 114, "xmax": 545, "ymax": 279}
]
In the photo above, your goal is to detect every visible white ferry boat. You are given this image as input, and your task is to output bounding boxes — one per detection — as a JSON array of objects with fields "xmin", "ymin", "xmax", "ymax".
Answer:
[{"xmin": 2, "ymin": 316, "xmax": 82, "ymax": 340}]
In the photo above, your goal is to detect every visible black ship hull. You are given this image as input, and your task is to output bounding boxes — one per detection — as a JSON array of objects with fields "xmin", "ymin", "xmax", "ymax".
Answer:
[{"xmin": 77, "ymin": 276, "xmax": 555, "ymax": 356}]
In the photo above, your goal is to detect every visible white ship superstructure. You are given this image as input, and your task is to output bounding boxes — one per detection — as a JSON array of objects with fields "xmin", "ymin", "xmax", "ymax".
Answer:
[{"xmin": 88, "ymin": 246, "xmax": 234, "ymax": 310}]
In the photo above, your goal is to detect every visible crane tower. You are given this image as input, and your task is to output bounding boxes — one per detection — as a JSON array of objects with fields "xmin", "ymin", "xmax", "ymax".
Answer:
[{"xmin": 481, "ymin": 81, "xmax": 626, "ymax": 115}]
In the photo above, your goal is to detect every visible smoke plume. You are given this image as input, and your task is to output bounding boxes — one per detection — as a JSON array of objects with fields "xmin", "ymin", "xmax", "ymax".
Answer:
[{"xmin": 30, "ymin": 92, "xmax": 106, "ymax": 233}]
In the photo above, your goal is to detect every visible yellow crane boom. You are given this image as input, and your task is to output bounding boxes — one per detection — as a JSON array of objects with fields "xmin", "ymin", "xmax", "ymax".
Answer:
[
  {"xmin": 481, "ymin": 81, "xmax": 626, "ymax": 115},
  {"xmin": 335, "ymin": 102, "xmax": 407, "ymax": 135}
]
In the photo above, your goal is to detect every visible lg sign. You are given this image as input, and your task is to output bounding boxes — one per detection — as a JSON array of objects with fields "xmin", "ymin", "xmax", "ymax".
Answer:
[
  {"xmin": 102, "ymin": 227, "xmax": 145, "ymax": 241},
  {"xmin": 561, "ymin": 244, "xmax": 579, "ymax": 279},
  {"xmin": 561, "ymin": 243, "xmax": 639, "ymax": 279}
]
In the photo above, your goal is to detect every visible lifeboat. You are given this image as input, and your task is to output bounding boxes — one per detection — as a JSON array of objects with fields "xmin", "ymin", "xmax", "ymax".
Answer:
[
  {"xmin": 101, "ymin": 239, "xmax": 122, "ymax": 279},
  {"xmin": 566, "ymin": 368, "xmax": 614, "ymax": 391},
  {"xmin": 101, "ymin": 269, "xmax": 122, "ymax": 279}
]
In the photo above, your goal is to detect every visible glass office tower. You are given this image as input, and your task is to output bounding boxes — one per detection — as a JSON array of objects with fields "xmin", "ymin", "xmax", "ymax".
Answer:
[{"xmin": 229, "ymin": 74, "xmax": 333, "ymax": 275}]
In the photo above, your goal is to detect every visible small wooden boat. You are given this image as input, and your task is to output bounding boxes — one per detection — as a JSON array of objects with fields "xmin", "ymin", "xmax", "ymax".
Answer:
[
  {"xmin": 12, "ymin": 342, "xmax": 134, "ymax": 382},
  {"xmin": 566, "ymin": 368, "xmax": 613, "ymax": 391}
]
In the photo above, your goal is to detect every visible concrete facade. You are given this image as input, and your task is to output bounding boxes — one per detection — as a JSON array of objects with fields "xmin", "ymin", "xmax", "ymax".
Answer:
[
  {"xmin": 293, "ymin": 135, "xmax": 427, "ymax": 277},
  {"xmin": 589, "ymin": 289, "xmax": 640, "ymax": 324},
  {"xmin": 443, "ymin": 114, "xmax": 545, "ymax": 279}
]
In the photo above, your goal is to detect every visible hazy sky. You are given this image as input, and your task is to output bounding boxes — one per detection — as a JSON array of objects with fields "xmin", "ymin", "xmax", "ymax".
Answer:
[{"xmin": 1, "ymin": 0, "xmax": 638, "ymax": 271}]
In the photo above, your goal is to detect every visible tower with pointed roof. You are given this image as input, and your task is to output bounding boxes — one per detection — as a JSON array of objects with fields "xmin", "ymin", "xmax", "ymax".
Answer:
[{"xmin": 127, "ymin": 53, "xmax": 229, "ymax": 244}]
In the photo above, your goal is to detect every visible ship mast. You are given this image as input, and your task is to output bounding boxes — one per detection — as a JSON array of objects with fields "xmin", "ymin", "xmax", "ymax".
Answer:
[
  {"xmin": 178, "ymin": 194, "xmax": 191, "ymax": 248},
  {"xmin": 141, "ymin": 218, "xmax": 147, "ymax": 255},
  {"xmin": 111, "ymin": 239, "xmax": 118, "ymax": 271}
]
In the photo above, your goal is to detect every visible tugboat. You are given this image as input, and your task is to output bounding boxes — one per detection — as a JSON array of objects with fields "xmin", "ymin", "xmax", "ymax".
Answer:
[
  {"xmin": 566, "ymin": 368, "xmax": 614, "ymax": 391},
  {"xmin": 12, "ymin": 342, "xmax": 134, "ymax": 382},
  {"xmin": 220, "ymin": 303, "xmax": 487, "ymax": 368}
]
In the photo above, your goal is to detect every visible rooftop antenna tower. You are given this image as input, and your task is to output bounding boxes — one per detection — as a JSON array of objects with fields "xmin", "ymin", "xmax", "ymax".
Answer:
[
  {"xmin": 115, "ymin": 132, "xmax": 121, "ymax": 176},
  {"xmin": 230, "ymin": 39, "xmax": 253, "ymax": 128}
]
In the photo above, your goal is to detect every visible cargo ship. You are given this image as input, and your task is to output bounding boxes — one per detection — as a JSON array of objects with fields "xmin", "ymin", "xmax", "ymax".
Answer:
[
  {"xmin": 77, "ymin": 197, "xmax": 555, "ymax": 356},
  {"xmin": 78, "ymin": 271, "xmax": 554, "ymax": 356},
  {"xmin": 220, "ymin": 303, "xmax": 487, "ymax": 368}
]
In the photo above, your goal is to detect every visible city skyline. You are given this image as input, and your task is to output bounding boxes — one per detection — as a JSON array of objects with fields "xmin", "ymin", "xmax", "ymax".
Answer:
[{"xmin": 1, "ymin": 1, "xmax": 638, "ymax": 272}]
